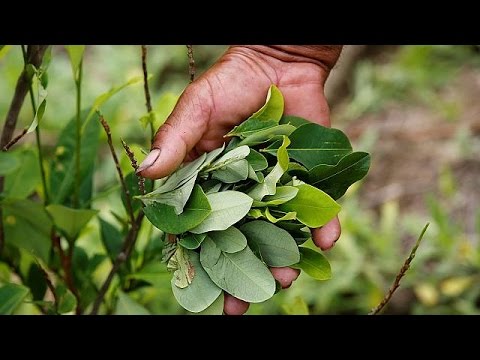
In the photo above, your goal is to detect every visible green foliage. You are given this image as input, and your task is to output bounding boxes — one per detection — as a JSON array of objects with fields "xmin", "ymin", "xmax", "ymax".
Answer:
[{"xmin": 0, "ymin": 283, "xmax": 30, "ymax": 314}]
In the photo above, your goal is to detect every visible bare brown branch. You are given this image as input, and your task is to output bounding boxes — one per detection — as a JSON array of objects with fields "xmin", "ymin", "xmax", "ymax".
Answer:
[
  {"xmin": 121, "ymin": 138, "xmax": 145, "ymax": 195},
  {"xmin": 369, "ymin": 223, "xmax": 430, "ymax": 315},
  {"xmin": 186, "ymin": 45, "xmax": 196, "ymax": 83},
  {"xmin": 2, "ymin": 127, "xmax": 28, "ymax": 151}
]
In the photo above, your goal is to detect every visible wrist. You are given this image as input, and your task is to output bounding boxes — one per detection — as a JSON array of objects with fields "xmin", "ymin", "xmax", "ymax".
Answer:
[{"xmin": 232, "ymin": 45, "xmax": 343, "ymax": 73}]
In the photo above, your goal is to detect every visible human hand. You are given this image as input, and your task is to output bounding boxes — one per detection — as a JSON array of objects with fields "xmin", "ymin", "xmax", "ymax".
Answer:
[{"xmin": 137, "ymin": 45, "xmax": 343, "ymax": 315}]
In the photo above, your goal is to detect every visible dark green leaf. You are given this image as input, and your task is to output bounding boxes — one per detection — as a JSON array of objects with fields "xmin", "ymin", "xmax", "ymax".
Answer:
[
  {"xmin": 264, "ymin": 123, "xmax": 353, "ymax": 169},
  {"xmin": 55, "ymin": 284, "xmax": 77, "ymax": 314},
  {"xmin": 246, "ymin": 149, "xmax": 268, "ymax": 171},
  {"xmin": 3, "ymin": 199, "xmax": 52, "ymax": 263},
  {"xmin": 179, "ymin": 233, "xmax": 206, "ymax": 250},
  {"xmin": 99, "ymin": 218, "xmax": 123, "ymax": 261},
  {"xmin": 50, "ymin": 110, "xmax": 100, "ymax": 207},
  {"xmin": 208, "ymin": 226, "xmax": 247, "ymax": 253},
  {"xmin": 172, "ymin": 251, "xmax": 222, "ymax": 313},
  {"xmin": 4, "ymin": 149, "xmax": 40, "ymax": 199},
  {"xmin": 26, "ymin": 264, "xmax": 47, "ymax": 301},
  {"xmin": 309, "ymin": 151, "xmax": 371, "ymax": 199},
  {"xmin": 0, "ymin": 283, "xmax": 30, "ymax": 315},
  {"xmin": 144, "ymin": 185, "xmax": 211, "ymax": 234},
  {"xmin": 128, "ymin": 262, "xmax": 171, "ymax": 288},
  {"xmin": 0, "ymin": 152, "xmax": 20, "ymax": 175},
  {"xmin": 291, "ymin": 247, "xmax": 331, "ymax": 280},
  {"xmin": 200, "ymin": 237, "xmax": 275, "ymax": 303},
  {"xmin": 240, "ymin": 220, "xmax": 300, "ymax": 266},
  {"xmin": 279, "ymin": 184, "xmax": 341, "ymax": 228},
  {"xmin": 279, "ymin": 115, "xmax": 310, "ymax": 128},
  {"xmin": 46, "ymin": 204, "xmax": 98, "ymax": 240},
  {"xmin": 122, "ymin": 172, "xmax": 152, "ymax": 214}
]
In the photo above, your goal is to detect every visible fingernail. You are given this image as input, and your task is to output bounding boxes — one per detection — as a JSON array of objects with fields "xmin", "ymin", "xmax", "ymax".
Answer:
[{"xmin": 136, "ymin": 148, "xmax": 161, "ymax": 174}]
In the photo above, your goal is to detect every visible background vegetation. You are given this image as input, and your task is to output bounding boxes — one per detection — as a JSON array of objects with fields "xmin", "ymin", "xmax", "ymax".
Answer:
[{"xmin": 1, "ymin": 45, "xmax": 479, "ymax": 314}]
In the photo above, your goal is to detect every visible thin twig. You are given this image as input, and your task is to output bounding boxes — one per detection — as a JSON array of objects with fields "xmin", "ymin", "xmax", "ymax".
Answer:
[
  {"xmin": 186, "ymin": 45, "xmax": 195, "ymax": 83},
  {"xmin": 0, "ymin": 45, "xmax": 48, "ymax": 254},
  {"xmin": 141, "ymin": 45, "xmax": 154, "ymax": 142},
  {"xmin": 98, "ymin": 114, "xmax": 136, "ymax": 227},
  {"xmin": 90, "ymin": 212, "xmax": 144, "ymax": 315},
  {"xmin": 73, "ymin": 59, "xmax": 84, "ymax": 208},
  {"xmin": 2, "ymin": 127, "xmax": 28, "ymax": 151},
  {"xmin": 90, "ymin": 116, "xmax": 144, "ymax": 315},
  {"xmin": 369, "ymin": 223, "xmax": 430, "ymax": 315},
  {"xmin": 121, "ymin": 138, "xmax": 145, "ymax": 195}
]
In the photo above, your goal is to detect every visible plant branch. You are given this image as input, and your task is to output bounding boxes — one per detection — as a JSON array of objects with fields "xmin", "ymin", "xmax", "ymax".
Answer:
[
  {"xmin": 369, "ymin": 223, "xmax": 430, "ymax": 315},
  {"xmin": 35, "ymin": 259, "xmax": 59, "ymax": 313},
  {"xmin": 141, "ymin": 45, "xmax": 155, "ymax": 142},
  {"xmin": 98, "ymin": 114, "xmax": 136, "ymax": 226},
  {"xmin": 2, "ymin": 128, "xmax": 28, "ymax": 151},
  {"xmin": 186, "ymin": 45, "xmax": 195, "ymax": 83},
  {"xmin": 73, "ymin": 59, "xmax": 84, "ymax": 208},
  {"xmin": 89, "ymin": 212, "xmax": 144, "ymax": 315},
  {"xmin": 0, "ymin": 45, "xmax": 48, "ymax": 254},
  {"xmin": 21, "ymin": 45, "xmax": 50, "ymax": 205},
  {"xmin": 121, "ymin": 138, "xmax": 145, "ymax": 195},
  {"xmin": 89, "ymin": 136, "xmax": 146, "ymax": 315}
]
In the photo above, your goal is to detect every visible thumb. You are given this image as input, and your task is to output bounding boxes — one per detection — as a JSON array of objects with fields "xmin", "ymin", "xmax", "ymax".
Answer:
[{"xmin": 136, "ymin": 82, "xmax": 211, "ymax": 179}]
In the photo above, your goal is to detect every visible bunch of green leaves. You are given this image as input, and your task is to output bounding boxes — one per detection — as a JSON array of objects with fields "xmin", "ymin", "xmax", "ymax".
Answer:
[{"xmin": 139, "ymin": 85, "xmax": 371, "ymax": 313}]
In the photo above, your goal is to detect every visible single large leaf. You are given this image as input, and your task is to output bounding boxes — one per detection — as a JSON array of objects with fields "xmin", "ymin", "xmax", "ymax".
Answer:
[
  {"xmin": 190, "ymin": 191, "xmax": 253, "ymax": 234},
  {"xmin": 252, "ymin": 186, "xmax": 299, "ymax": 207},
  {"xmin": 144, "ymin": 185, "xmax": 211, "ymax": 234},
  {"xmin": 208, "ymin": 226, "xmax": 247, "ymax": 253},
  {"xmin": 248, "ymin": 84, "xmax": 284, "ymax": 122},
  {"xmin": 55, "ymin": 284, "xmax": 77, "ymax": 314},
  {"xmin": 240, "ymin": 220, "xmax": 300, "ymax": 267},
  {"xmin": 200, "ymin": 237, "xmax": 275, "ymax": 303},
  {"xmin": 0, "ymin": 283, "xmax": 30, "ymax": 315},
  {"xmin": 3, "ymin": 199, "xmax": 52, "ymax": 263},
  {"xmin": 309, "ymin": 151, "xmax": 371, "ymax": 199},
  {"xmin": 115, "ymin": 291, "xmax": 150, "ymax": 315},
  {"xmin": 291, "ymin": 247, "xmax": 331, "ymax": 280},
  {"xmin": 264, "ymin": 123, "xmax": 353, "ymax": 169},
  {"xmin": 50, "ymin": 110, "xmax": 100, "ymax": 207},
  {"xmin": 279, "ymin": 184, "xmax": 341, "ymax": 228},
  {"xmin": 4, "ymin": 149, "xmax": 40, "ymax": 199},
  {"xmin": 248, "ymin": 136, "xmax": 290, "ymax": 201},
  {"xmin": 46, "ymin": 204, "xmax": 98, "ymax": 240},
  {"xmin": 172, "ymin": 251, "xmax": 222, "ymax": 313}
]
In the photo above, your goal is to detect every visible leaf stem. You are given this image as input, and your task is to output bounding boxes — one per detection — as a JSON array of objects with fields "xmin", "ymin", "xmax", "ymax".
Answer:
[{"xmin": 141, "ymin": 45, "xmax": 154, "ymax": 143}]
